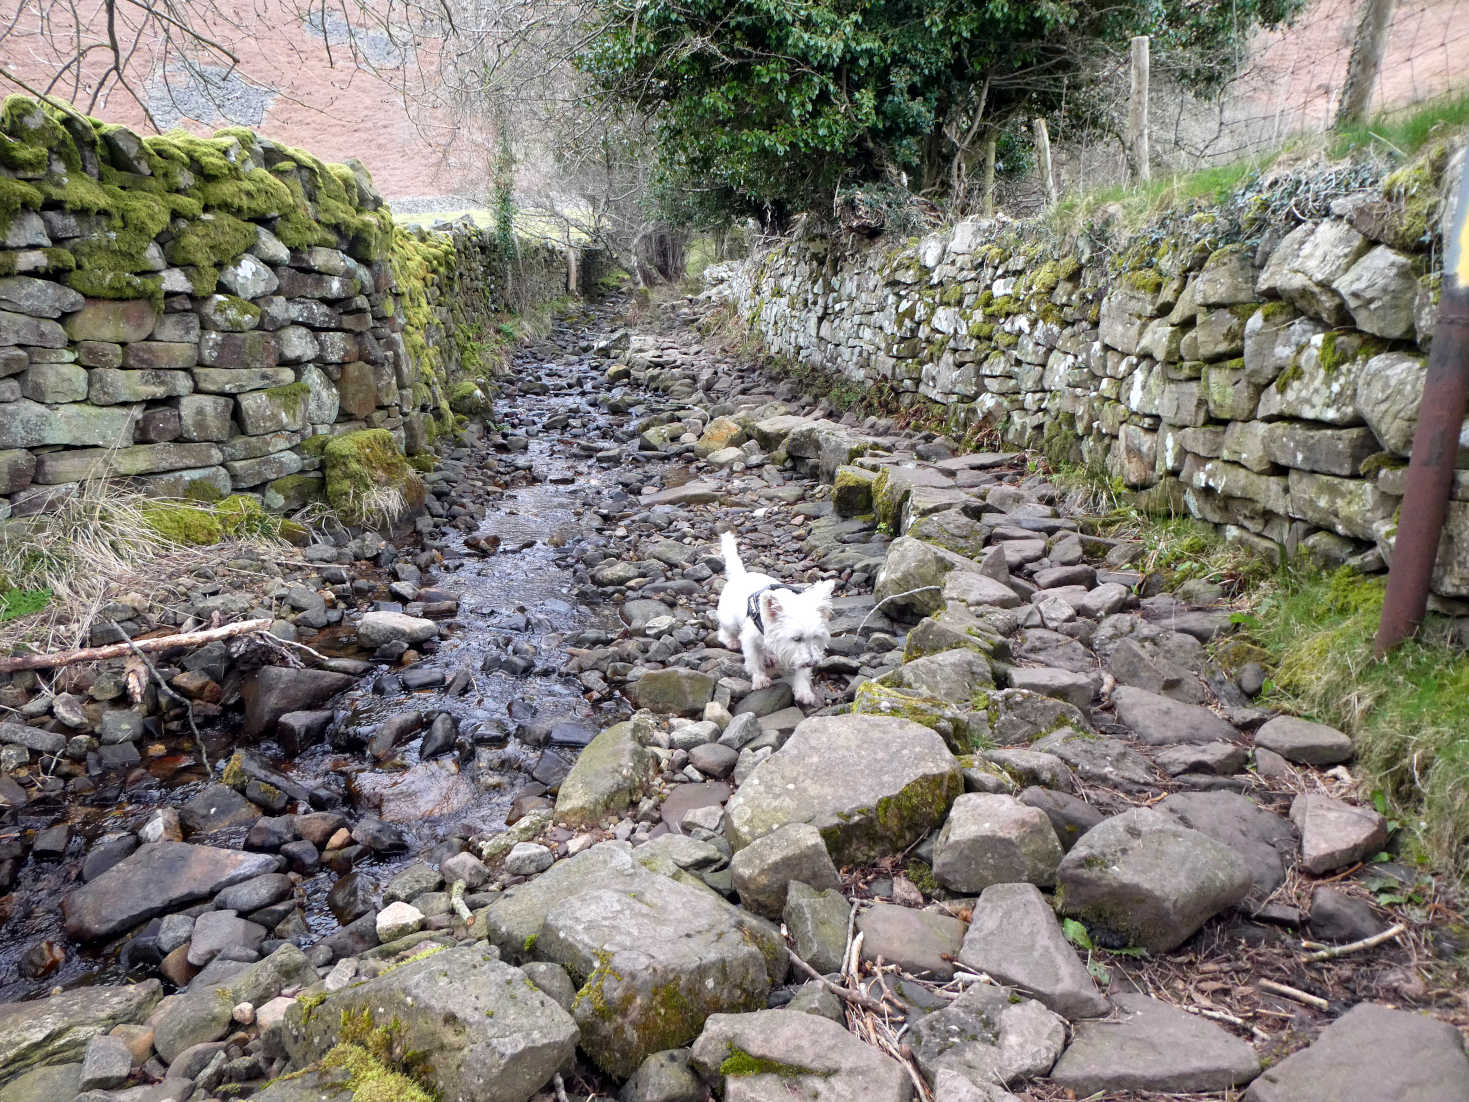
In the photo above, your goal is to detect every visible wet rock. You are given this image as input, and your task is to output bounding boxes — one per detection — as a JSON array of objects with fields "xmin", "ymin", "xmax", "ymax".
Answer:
[
  {"xmin": 909, "ymin": 983, "xmax": 1065, "ymax": 1090},
  {"xmin": 0, "ymin": 1062, "xmax": 82, "ymax": 1101},
  {"xmin": 1057, "ymin": 807, "xmax": 1252, "ymax": 951},
  {"xmin": 957, "ymin": 882, "xmax": 1108, "ymax": 1019},
  {"xmin": 180, "ymin": 784, "xmax": 260, "ymax": 835},
  {"xmin": 283, "ymin": 945, "xmax": 578, "ymax": 1102},
  {"xmin": 276, "ymin": 710, "xmax": 334, "ymax": 756},
  {"xmin": 554, "ymin": 717, "xmax": 658, "ymax": 827},
  {"xmin": 81, "ymin": 833, "xmax": 137, "ymax": 883},
  {"xmin": 246, "ymin": 815, "xmax": 295, "ymax": 851},
  {"xmin": 62, "ymin": 843, "xmax": 279, "ymax": 941},
  {"xmin": 351, "ymin": 817, "xmax": 410, "ymax": 854},
  {"xmin": 327, "ymin": 871, "xmax": 377, "ymax": 926},
  {"xmin": 357, "ymin": 610, "xmax": 438, "ymax": 647},
  {"xmin": 384, "ymin": 862, "xmax": 442, "ymax": 904},
  {"xmin": 933, "ymin": 793, "xmax": 1064, "ymax": 892},
  {"xmin": 857, "ymin": 902, "xmax": 965, "ymax": 981},
  {"xmin": 783, "ymin": 882, "xmax": 850, "ymax": 975},
  {"xmin": 441, "ymin": 851, "xmax": 491, "ymax": 889},
  {"xmin": 1254, "ymin": 715, "xmax": 1353, "ymax": 765},
  {"xmin": 1111, "ymin": 686, "xmax": 1237, "ymax": 745},
  {"xmin": 690, "ymin": 1009, "xmax": 912, "ymax": 1101},
  {"xmin": 1049, "ymin": 993, "xmax": 1260, "ymax": 1093},
  {"xmin": 353, "ymin": 760, "xmax": 476, "ymax": 822},
  {"xmin": 1291, "ymin": 793, "xmax": 1388, "ymax": 874},
  {"xmin": 730, "ymin": 823, "xmax": 841, "ymax": 918},
  {"xmin": 1244, "ymin": 1002, "xmax": 1469, "ymax": 1102},
  {"xmin": 187, "ymin": 909, "xmax": 266, "ymax": 966},
  {"xmin": 724, "ymin": 715, "xmax": 961, "ymax": 864},
  {"xmin": 242, "ymin": 667, "xmax": 356, "ymax": 738},
  {"xmin": 0, "ymin": 981, "xmax": 160, "ymax": 1082}
]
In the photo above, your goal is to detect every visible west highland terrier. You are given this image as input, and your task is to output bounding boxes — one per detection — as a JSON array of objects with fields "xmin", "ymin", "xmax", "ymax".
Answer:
[{"xmin": 717, "ymin": 530, "xmax": 835, "ymax": 707}]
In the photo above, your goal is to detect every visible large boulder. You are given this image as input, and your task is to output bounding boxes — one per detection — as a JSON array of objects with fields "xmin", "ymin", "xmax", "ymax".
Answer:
[
  {"xmin": 63, "ymin": 842, "xmax": 279, "ymax": 941},
  {"xmin": 873, "ymin": 537, "xmax": 984, "ymax": 619},
  {"xmin": 242, "ymin": 666, "xmax": 356, "ymax": 739},
  {"xmin": 908, "ymin": 983, "xmax": 1065, "ymax": 1091},
  {"xmin": 553, "ymin": 717, "xmax": 658, "ymax": 828},
  {"xmin": 481, "ymin": 844, "xmax": 785, "ymax": 1080},
  {"xmin": 932, "ymin": 793, "xmax": 1064, "ymax": 892},
  {"xmin": 1245, "ymin": 1002, "xmax": 1469, "ymax": 1102},
  {"xmin": 1157, "ymin": 791, "xmax": 1296, "ymax": 905},
  {"xmin": 282, "ymin": 945, "xmax": 577, "ymax": 1102},
  {"xmin": 723, "ymin": 715, "xmax": 962, "ymax": 864},
  {"xmin": 1056, "ymin": 808, "xmax": 1252, "ymax": 952},
  {"xmin": 893, "ymin": 647, "xmax": 995, "ymax": 703},
  {"xmin": 0, "ymin": 982, "xmax": 160, "ymax": 1086},
  {"xmin": 690, "ymin": 1010, "xmax": 913, "ymax": 1102}
]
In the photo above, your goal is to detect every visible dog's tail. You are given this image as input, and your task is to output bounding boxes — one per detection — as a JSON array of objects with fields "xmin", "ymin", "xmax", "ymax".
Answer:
[{"xmin": 719, "ymin": 529, "xmax": 745, "ymax": 579}]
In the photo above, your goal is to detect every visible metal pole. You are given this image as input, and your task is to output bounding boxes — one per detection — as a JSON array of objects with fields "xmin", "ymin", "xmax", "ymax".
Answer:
[{"xmin": 1374, "ymin": 140, "xmax": 1469, "ymax": 655}]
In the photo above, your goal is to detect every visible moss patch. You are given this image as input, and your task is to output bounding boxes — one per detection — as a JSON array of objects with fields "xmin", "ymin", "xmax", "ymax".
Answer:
[
  {"xmin": 323, "ymin": 428, "xmax": 425, "ymax": 528},
  {"xmin": 141, "ymin": 502, "xmax": 224, "ymax": 546}
]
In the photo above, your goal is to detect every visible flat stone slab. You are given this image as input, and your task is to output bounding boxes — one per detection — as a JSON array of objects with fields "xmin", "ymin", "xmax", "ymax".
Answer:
[
  {"xmin": 857, "ymin": 902, "xmax": 966, "ymax": 981},
  {"xmin": 1032, "ymin": 729, "xmax": 1156, "ymax": 790},
  {"xmin": 1244, "ymin": 1002, "xmax": 1469, "ymax": 1102},
  {"xmin": 1254, "ymin": 715, "xmax": 1353, "ymax": 765},
  {"xmin": 0, "ymin": 981, "xmax": 160, "ymax": 1084},
  {"xmin": 723, "ymin": 715, "xmax": 961, "ymax": 865},
  {"xmin": 1057, "ymin": 807, "xmax": 1252, "ymax": 952},
  {"xmin": 63, "ymin": 842, "xmax": 280, "ymax": 940},
  {"xmin": 909, "ymin": 983, "xmax": 1065, "ymax": 1089},
  {"xmin": 957, "ymin": 882, "xmax": 1108, "ymax": 1019},
  {"xmin": 691, "ymin": 1009, "xmax": 913, "ymax": 1101},
  {"xmin": 482, "ymin": 843, "xmax": 785, "ymax": 1080},
  {"xmin": 1049, "ymin": 993, "xmax": 1260, "ymax": 1093},
  {"xmin": 283, "ymin": 945, "xmax": 577, "ymax": 1102},
  {"xmin": 1290, "ymin": 794, "xmax": 1388, "ymax": 874},
  {"xmin": 1112, "ymin": 686, "xmax": 1238, "ymax": 745}
]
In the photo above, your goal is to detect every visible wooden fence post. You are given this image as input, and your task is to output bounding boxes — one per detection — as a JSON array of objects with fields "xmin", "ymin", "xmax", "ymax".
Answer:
[
  {"xmin": 1126, "ymin": 35, "xmax": 1150, "ymax": 184},
  {"xmin": 1336, "ymin": 0, "xmax": 1397, "ymax": 129},
  {"xmin": 1033, "ymin": 116, "xmax": 1057, "ymax": 205}
]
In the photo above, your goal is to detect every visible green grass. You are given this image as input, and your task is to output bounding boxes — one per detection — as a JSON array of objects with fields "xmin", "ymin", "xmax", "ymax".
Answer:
[
  {"xmin": 1235, "ymin": 568, "xmax": 1469, "ymax": 880},
  {"xmin": 1047, "ymin": 158, "xmax": 1265, "ymax": 239},
  {"xmin": 0, "ymin": 587, "xmax": 51, "ymax": 622},
  {"xmin": 1329, "ymin": 91, "xmax": 1469, "ymax": 160}
]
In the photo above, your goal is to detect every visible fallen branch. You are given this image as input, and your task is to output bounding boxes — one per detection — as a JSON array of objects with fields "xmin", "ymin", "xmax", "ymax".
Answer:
[
  {"xmin": 111, "ymin": 622, "xmax": 211, "ymax": 774},
  {"xmin": 1257, "ymin": 978, "xmax": 1329, "ymax": 1011},
  {"xmin": 1186, "ymin": 1004, "xmax": 1271, "ymax": 1043},
  {"xmin": 787, "ymin": 950, "xmax": 888, "ymax": 1013},
  {"xmin": 450, "ymin": 879, "xmax": 474, "ymax": 926},
  {"xmin": 1302, "ymin": 922, "xmax": 1406, "ymax": 963},
  {"xmin": 0, "ymin": 618, "xmax": 273, "ymax": 673}
]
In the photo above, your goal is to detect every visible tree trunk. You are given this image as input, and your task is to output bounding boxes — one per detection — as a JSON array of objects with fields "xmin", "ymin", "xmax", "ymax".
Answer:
[
  {"xmin": 1335, "ymin": 0, "xmax": 1396, "ymax": 129},
  {"xmin": 1126, "ymin": 35, "xmax": 1150, "ymax": 185},
  {"xmin": 980, "ymin": 131, "xmax": 997, "ymax": 217},
  {"xmin": 1033, "ymin": 117, "xmax": 1057, "ymax": 206}
]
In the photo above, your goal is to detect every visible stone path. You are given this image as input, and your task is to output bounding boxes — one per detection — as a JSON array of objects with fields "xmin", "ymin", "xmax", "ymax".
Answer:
[{"xmin": 0, "ymin": 297, "xmax": 1465, "ymax": 1101}]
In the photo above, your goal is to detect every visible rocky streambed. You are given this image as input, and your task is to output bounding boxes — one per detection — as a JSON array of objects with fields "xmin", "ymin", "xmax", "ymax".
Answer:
[{"xmin": 0, "ymin": 296, "xmax": 1465, "ymax": 1102}]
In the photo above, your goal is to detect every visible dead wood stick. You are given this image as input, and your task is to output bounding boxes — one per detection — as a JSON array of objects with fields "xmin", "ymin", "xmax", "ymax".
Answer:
[
  {"xmin": 787, "ymin": 950, "xmax": 888, "ymax": 1013},
  {"xmin": 1257, "ymin": 978, "xmax": 1330, "ymax": 1011},
  {"xmin": 1302, "ymin": 922, "xmax": 1406, "ymax": 963},
  {"xmin": 0, "ymin": 618, "xmax": 273, "ymax": 673},
  {"xmin": 111, "ymin": 621, "xmax": 212, "ymax": 774},
  {"xmin": 1187, "ymin": 1004, "xmax": 1271, "ymax": 1042}
]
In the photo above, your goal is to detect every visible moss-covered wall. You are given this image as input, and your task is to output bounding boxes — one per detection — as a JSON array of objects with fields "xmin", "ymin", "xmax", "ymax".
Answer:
[
  {"xmin": 720, "ymin": 135, "xmax": 1469, "ymax": 601},
  {"xmin": 0, "ymin": 96, "xmax": 577, "ymax": 521}
]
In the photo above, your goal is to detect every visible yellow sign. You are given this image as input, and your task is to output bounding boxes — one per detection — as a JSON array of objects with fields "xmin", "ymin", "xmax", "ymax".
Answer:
[{"xmin": 1452, "ymin": 142, "xmax": 1469, "ymax": 288}]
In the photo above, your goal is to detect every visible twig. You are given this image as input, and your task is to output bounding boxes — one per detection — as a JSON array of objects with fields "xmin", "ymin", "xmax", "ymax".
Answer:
[
  {"xmin": 0, "ymin": 618, "xmax": 273, "ymax": 672},
  {"xmin": 449, "ymin": 879, "xmax": 474, "ymax": 925},
  {"xmin": 1301, "ymin": 922, "xmax": 1406, "ymax": 963},
  {"xmin": 109, "ymin": 621, "xmax": 211, "ymax": 773},
  {"xmin": 1186, "ymin": 1004, "xmax": 1271, "ymax": 1042},
  {"xmin": 787, "ymin": 949, "xmax": 889, "ymax": 1013},
  {"xmin": 857, "ymin": 587, "xmax": 942, "ymax": 633},
  {"xmin": 1257, "ymin": 979, "xmax": 1329, "ymax": 1011}
]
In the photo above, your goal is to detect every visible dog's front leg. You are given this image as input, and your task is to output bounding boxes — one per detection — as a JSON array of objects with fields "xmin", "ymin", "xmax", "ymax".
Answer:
[
  {"xmin": 741, "ymin": 632, "xmax": 772, "ymax": 690},
  {"xmin": 789, "ymin": 666, "xmax": 819, "ymax": 707}
]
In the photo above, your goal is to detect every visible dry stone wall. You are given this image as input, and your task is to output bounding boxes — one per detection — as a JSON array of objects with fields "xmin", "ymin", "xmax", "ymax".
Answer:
[
  {"xmin": 0, "ymin": 96, "xmax": 573, "ymax": 521},
  {"xmin": 720, "ymin": 138, "xmax": 1469, "ymax": 599}
]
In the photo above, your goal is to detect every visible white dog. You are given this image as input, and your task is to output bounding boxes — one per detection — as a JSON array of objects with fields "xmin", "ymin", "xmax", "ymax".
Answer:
[{"xmin": 717, "ymin": 530, "xmax": 835, "ymax": 707}]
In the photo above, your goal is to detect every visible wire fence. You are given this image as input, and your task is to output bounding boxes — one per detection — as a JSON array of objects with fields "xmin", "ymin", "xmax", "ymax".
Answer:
[{"xmin": 1024, "ymin": 0, "xmax": 1469, "ymax": 212}]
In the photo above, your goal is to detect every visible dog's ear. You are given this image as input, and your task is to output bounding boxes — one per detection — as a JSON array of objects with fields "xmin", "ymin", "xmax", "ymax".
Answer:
[
  {"xmin": 762, "ymin": 591, "xmax": 784, "ymax": 623},
  {"xmin": 808, "ymin": 579, "xmax": 836, "ymax": 621}
]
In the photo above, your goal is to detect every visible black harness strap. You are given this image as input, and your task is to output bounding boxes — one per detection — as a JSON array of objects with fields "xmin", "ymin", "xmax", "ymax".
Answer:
[{"xmin": 746, "ymin": 583, "xmax": 804, "ymax": 635}]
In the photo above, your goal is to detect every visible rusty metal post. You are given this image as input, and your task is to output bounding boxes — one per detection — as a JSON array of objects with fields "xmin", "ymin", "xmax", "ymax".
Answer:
[{"xmin": 1375, "ymin": 139, "xmax": 1469, "ymax": 655}]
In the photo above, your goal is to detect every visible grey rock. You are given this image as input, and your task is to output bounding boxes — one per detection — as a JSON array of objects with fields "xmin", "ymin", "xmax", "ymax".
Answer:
[
  {"xmin": 1049, "ymin": 993, "xmax": 1260, "ymax": 1093},
  {"xmin": 723, "ymin": 715, "xmax": 961, "ymax": 865},
  {"xmin": 78, "ymin": 1033, "xmax": 132, "ymax": 1091},
  {"xmin": 0, "ymin": 981, "xmax": 160, "ymax": 1083},
  {"xmin": 857, "ymin": 902, "xmax": 966, "ymax": 981},
  {"xmin": 895, "ymin": 647, "xmax": 995, "ymax": 703},
  {"xmin": 730, "ymin": 822, "xmax": 840, "ymax": 918},
  {"xmin": 618, "ymin": 1049, "xmax": 704, "ymax": 1102},
  {"xmin": 554, "ymin": 717, "xmax": 658, "ymax": 828},
  {"xmin": 1032, "ymin": 729, "xmax": 1156, "ymax": 790},
  {"xmin": 957, "ymin": 882, "xmax": 1109, "ymax": 1019},
  {"xmin": 690, "ymin": 1009, "xmax": 913, "ymax": 1102},
  {"xmin": 1005, "ymin": 667, "xmax": 1093, "ymax": 710},
  {"xmin": 1254, "ymin": 715, "xmax": 1353, "ymax": 765},
  {"xmin": 633, "ymin": 669, "xmax": 716, "ymax": 715},
  {"xmin": 1291, "ymin": 793, "xmax": 1388, "ymax": 874},
  {"xmin": 283, "ymin": 945, "xmax": 578, "ymax": 1102},
  {"xmin": 1112, "ymin": 686, "xmax": 1237, "ymax": 745},
  {"xmin": 909, "ymin": 983, "xmax": 1065, "ymax": 1090},
  {"xmin": 1244, "ymin": 1002, "xmax": 1469, "ymax": 1102},
  {"xmin": 783, "ymin": 882, "xmax": 851, "ymax": 975},
  {"xmin": 0, "ymin": 1063, "xmax": 82, "ymax": 1102},
  {"xmin": 186, "ymin": 908, "xmax": 267, "ymax": 966},
  {"xmin": 1356, "ymin": 350, "xmax": 1427, "ymax": 455},
  {"xmin": 504, "ymin": 842, "xmax": 554, "ymax": 876},
  {"xmin": 1158, "ymin": 791, "xmax": 1296, "ymax": 904},
  {"xmin": 1333, "ymin": 244, "xmax": 1418, "ymax": 339},
  {"xmin": 1017, "ymin": 787, "xmax": 1103, "ymax": 852},
  {"xmin": 1309, "ymin": 885, "xmax": 1385, "ymax": 942},
  {"xmin": 1056, "ymin": 807, "xmax": 1252, "ymax": 952},
  {"xmin": 933, "ymin": 793, "xmax": 1063, "ymax": 892},
  {"xmin": 357, "ymin": 610, "xmax": 437, "ymax": 647}
]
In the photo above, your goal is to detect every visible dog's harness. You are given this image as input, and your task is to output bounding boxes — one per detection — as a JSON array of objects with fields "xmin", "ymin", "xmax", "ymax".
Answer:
[{"xmin": 746, "ymin": 584, "xmax": 805, "ymax": 636}]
